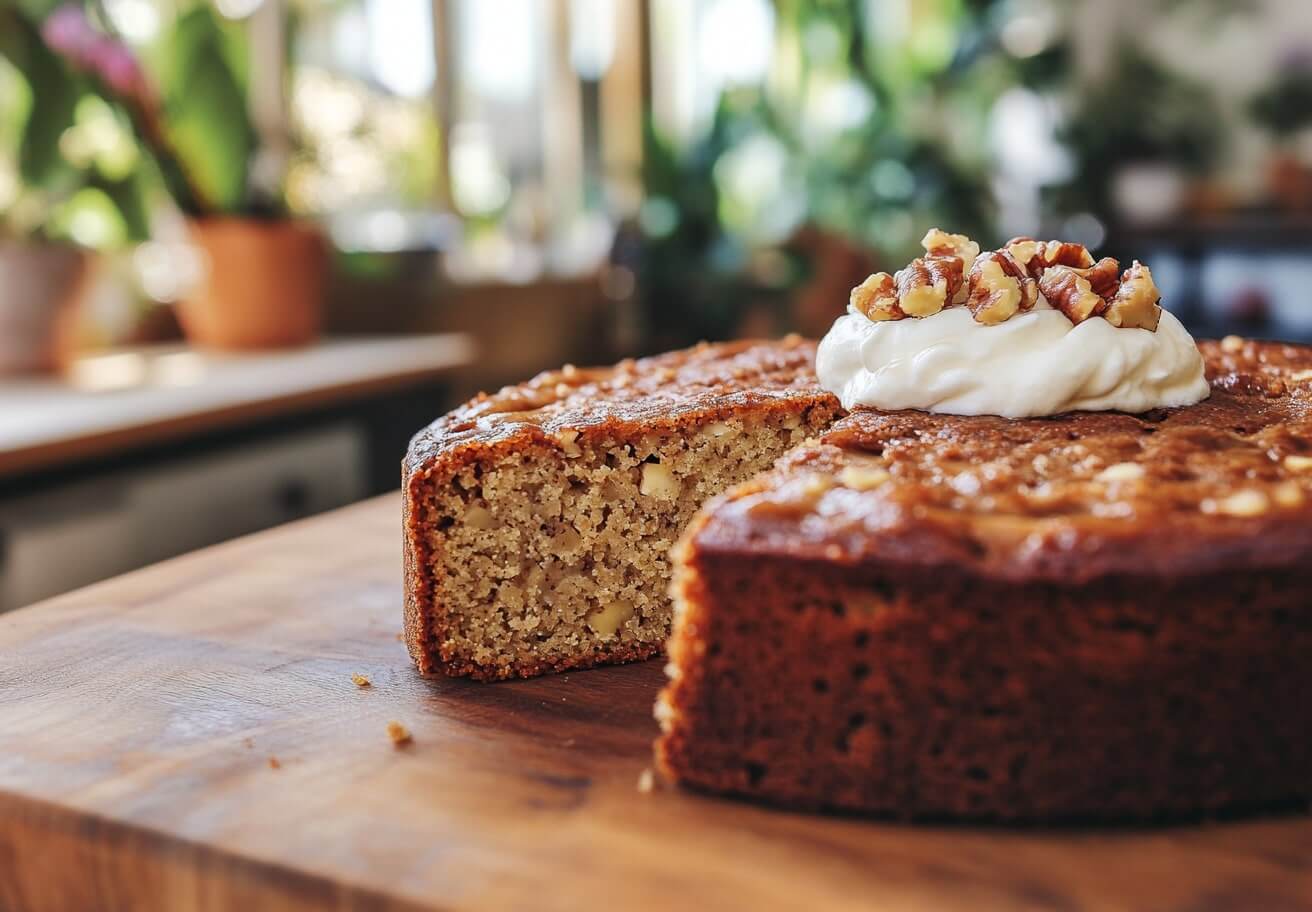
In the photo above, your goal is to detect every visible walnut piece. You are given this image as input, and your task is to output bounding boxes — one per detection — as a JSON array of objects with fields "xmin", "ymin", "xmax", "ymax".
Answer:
[
  {"xmin": 850, "ymin": 255, "xmax": 966, "ymax": 322},
  {"xmin": 850, "ymin": 232, "xmax": 1165, "ymax": 332},
  {"xmin": 966, "ymin": 251, "xmax": 1036, "ymax": 325},
  {"xmin": 1083, "ymin": 257, "xmax": 1122, "ymax": 298},
  {"xmin": 1039, "ymin": 264, "xmax": 1109, "ymax": 324},
  {"xmin": 640, "ymin": 462, "xmax": 680, "ymax": 499},
  {"xmin": 1104, "ymin": 261, "xmax": 1162, "ymax": 331},
  {"xmin": 850, "ymin": 272, "xmax": 901, "ymax": 321},
  {"xmin": 922, "ymin": 228, "xmax": 979, "ymax": 299},
  {"xmin": 1004, "ymin": 237, "xmax": 1043, "ymax": 275},
  {"xmin": 1041, "ymin": 240, "xmax": 1095, "ymax": 271},
  {"xmin": 895, "ymin": 255, "xmax": 964, "ymax": 317},
  {"xmin": 1005, "ymin": 237, "xmax": 1094, "ymax": 278}
]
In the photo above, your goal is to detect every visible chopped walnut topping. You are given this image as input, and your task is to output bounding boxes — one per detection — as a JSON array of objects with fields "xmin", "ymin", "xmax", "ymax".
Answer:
[
  {"xmin": 848, "ymin": 232, "xmax": 1168, "ymax": 331},
  {"xmin": 1105, "ymin": 261, "xmax": 1162, "ymax": 331},
  {"xmin": 922, "ymin": 228, "xmax": 980, "ymax": 298},
  {"xmin": 1220, "ymin": 335, "xmax": 1245, "ymax": 353},
  {"xmin": 1082, "ymin": 257, "xmax": 1123, "ymax": 299},
  {"xmin": 967, "ymin": 252, "xmax": 1035, "ymax": 325},
  {"xmin": 1004, "ymin": 237, "xmax": 1043, "ymax": 275},
  {"xmin": 850, "ymin": 272, "xmax": 901, "ymax": 321},
  {"xmin": 1005, "ymin": 237, "xmax": 1095, "ymax": 278},
  {"xmin": 1039, "ymin": 265, "xmax": 1108, "ymax": 324},
  {"xmin": 850, "ymin": 256, "xmax": 966, "ymax": 321},
  {"xmin": 896, "ymin": 256, "xmax": 965, "ymax": 317},
  {"xmin": 1041, "ymin": 240, "xmax": 1095, "ymax": 271}
]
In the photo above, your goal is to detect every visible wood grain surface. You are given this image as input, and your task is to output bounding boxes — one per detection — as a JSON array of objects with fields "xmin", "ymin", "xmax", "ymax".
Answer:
[{"xmin": 0, "ymin": 497, "xmax": 1308, "ymax": 911}]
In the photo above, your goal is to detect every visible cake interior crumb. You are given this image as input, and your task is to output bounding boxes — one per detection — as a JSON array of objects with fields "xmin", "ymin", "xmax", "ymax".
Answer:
[{"xmin": 420, "ymin": 406, "xmax": 832, "ymax": 676}]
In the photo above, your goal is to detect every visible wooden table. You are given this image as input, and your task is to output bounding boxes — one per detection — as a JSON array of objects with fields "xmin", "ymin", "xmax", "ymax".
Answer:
[
  {"xmin": 0, "ymin": 335, "xmax": 475, "ymax": 480},
  {"xmin": 0, "ymin": 497, "xmax": 1308, "ymax": 911}
]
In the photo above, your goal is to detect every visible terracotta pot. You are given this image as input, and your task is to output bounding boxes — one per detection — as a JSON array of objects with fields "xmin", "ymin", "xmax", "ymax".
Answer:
[
  {"xmin": 180, "ymin": 218, "xmax": 326, "ymax": 350},
  {"xmin": 0, "ymin": 241, "xmax": 89, "ymax": 374}
]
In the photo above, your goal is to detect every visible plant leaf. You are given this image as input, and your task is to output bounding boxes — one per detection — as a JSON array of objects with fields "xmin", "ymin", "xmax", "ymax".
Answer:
[
  {"xmin": 1, "ymin": 10, "xmax": 83, "ymax": 188},
  {"xmin": 161, "ymin": 6, "xmax": 255, "ymax": 213}
]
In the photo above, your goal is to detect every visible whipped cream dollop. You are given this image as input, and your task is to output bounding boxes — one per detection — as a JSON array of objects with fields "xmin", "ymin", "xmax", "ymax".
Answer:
[{"xmin": 816, "ymin": 303, "xmax": 1210, "ymax": 418}]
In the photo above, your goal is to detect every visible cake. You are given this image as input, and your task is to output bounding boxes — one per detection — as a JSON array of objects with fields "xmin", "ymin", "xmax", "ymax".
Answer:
[
  {"xmin": 406, "ymin": 223, "xmax": 1311, "ymax": 820},
  {"xmin": 403, "ymin": 337, "xmax": 842, "ymax": 680},
  {"xmin": 655, "ymin": 336, "xmax": 1312, "ymax": 820}
]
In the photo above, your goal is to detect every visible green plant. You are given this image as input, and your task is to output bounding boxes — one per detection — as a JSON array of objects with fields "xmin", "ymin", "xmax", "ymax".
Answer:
[
  {"xmin": 151, "ymin": 4, "xmax": 264, "ymax": 215},
  {"xmin": 0, "ymin": 4, "xmax": 150, "ymax": 244},
  {"xmin": 1056, "ymin": 43, "xmax": 1224, "ymax": 215},
  {"xmin": 40, "ymin": 2, "xmax": 280, "ymax": 220},
  {"xmin": 1250, "ymin": 61, "xmax": 1312, "ymax": 140},
  {"xmin": 634, "ymin": 0, "xmax": 1035, "ymax": 345}
]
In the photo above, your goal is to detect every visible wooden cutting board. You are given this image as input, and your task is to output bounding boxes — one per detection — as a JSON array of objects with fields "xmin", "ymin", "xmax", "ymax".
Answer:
[{"xmin": 1, "ymin": 496, "xmax": 1308, "ymax": 911}]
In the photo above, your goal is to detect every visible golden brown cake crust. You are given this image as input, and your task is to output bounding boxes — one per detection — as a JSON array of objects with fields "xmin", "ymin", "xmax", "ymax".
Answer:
[
  {"xmin": 403, "ymin": 337, "xmax": 840, "ymax": 679},
  {"xmin": 688, "ymin": 339, "xmax": 1312, "ymax": 583},
  {"xmin": 657, "ymin": 339, "xmax": 1312, "ymax": 820}
]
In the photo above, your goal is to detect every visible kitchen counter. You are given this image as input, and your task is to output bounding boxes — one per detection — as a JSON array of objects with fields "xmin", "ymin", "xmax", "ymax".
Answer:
[
  {"xmin": 0, "ymin": 496, "xmax": 1308, "ymax": 911},
  {"xmin": 0, "ymin": 335, "xmax": 475, "ymax": 480}
]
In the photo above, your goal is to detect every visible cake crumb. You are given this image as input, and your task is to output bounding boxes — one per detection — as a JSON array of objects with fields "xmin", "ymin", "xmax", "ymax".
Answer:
[
  {"xmin": 268, "ymin": 756, "xmax": 281, "ymax": 770},
  {"xmin": 387, "ymin": 721, "xmax": 412, "ymax": 746},
  {"xmin": 352, "ymin": 672, "xmax": 372, "ymax": 688},
  {"xmin": 637, "ymin": 768, "xmax": 655, "ymax": 793}
]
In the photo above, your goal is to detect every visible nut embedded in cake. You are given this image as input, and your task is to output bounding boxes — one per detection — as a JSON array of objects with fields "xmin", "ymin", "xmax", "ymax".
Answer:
[{"xmin": 402, "ymin": 337, "xmax": 841, "ymax": 681}]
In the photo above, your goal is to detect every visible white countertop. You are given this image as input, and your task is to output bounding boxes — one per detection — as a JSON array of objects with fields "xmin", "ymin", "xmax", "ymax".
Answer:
[{"xmin": 0, "ymin": 334, "xmax": 476, "ymax": 478}]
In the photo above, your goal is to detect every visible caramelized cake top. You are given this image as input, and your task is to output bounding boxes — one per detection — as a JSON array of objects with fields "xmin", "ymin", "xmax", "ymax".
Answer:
[
  {"xmin": 405, "ymin": 336, "xmax": 836, "ymax": 476},
  {"xmin": 687, "ymin": 339, "xmax": 1312, "ymax": 584}
]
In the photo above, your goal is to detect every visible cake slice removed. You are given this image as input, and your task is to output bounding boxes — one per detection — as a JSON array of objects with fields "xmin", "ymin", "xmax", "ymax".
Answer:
[
  {"xmin": 656, "ymin": 339, "xmax": 1312, "ymax": 820},
  {"xmin": 403, "ymin": 337, "xmax": 842, "ymax": 680}
]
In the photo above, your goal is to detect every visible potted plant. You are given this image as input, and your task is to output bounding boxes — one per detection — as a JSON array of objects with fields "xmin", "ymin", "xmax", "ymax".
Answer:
[
  {"xmin": 43, "ymin": 3, "xmax": 324, "ymax": 350},
  {"xmin": 1060, "ymin": 44, "xmax": 1224, "ymax": 226},
  {"xmin": 1250, "ymin": 51, "xmax": 1312, "ymax": 211},
  {"xmin": 0, "ymin": 6, "xmax": 110, "ymax": 373}
]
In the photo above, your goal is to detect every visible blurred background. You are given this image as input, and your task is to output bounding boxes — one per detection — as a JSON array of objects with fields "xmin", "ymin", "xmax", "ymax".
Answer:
[{"xmin": 3, "ymin": 0, "xmax": 1312, "ymax": 610}]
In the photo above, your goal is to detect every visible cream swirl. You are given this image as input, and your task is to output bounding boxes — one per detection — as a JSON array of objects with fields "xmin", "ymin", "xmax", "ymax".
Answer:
[{"xmin": 816, "ymin": 304, "xmax": 1209, "ymax": 418}]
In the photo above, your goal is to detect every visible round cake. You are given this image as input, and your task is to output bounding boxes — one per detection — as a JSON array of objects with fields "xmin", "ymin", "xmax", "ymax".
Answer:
[{"xmin": 655, "ymin": 336, "xmax": 1312, "ymax": 820}]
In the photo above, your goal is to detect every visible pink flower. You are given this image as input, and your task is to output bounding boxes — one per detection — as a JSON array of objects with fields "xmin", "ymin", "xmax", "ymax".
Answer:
[
  {"xmin": 41, "ymin": 5, "xmax": 97, "ymax": 67},
  {"xmin": 92, "ymin": 38, "xmax": 145, "ymax": 97}
]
